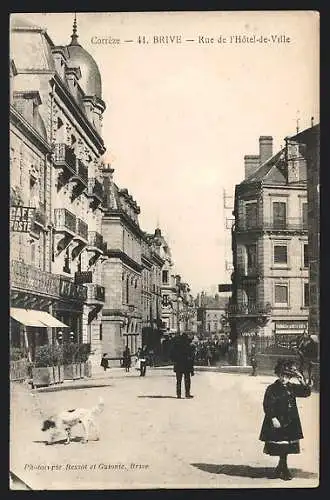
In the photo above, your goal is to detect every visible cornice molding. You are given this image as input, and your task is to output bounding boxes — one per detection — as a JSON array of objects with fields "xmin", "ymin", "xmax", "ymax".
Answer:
[
  {"xmin": 105, "ymin": 249, "xmax": 143, "ymax": 273},
  {"xmin": 10, "ymin": 106, "xmax": 51, "ymax": 154}
]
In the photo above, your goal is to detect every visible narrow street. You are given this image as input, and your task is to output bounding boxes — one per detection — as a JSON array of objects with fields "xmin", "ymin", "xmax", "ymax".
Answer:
[{"xmin": 10, "ymin": 368, "xmax": 319, "ymax": 490}]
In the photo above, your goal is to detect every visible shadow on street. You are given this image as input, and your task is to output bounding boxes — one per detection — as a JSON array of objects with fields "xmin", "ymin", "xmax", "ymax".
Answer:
[
  {"xmin": 137, "ymin": 395, "xmax": 178, "ymax": 399},
  {"xmin": 191, "ymin": 463, "xmax": 318, "ymax": 479}
]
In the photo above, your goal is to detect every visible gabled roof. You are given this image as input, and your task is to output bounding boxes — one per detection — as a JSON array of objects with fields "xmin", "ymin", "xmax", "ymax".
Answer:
[{"xmin": 240, "ymin": 149, "xmax": 287, "ymax": 186}]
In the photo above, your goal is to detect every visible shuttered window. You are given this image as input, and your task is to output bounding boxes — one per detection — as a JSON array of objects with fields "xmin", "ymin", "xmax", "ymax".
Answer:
[{"xmin": 273, "ymin": 201, "xmax": 287, "ymax": 229}]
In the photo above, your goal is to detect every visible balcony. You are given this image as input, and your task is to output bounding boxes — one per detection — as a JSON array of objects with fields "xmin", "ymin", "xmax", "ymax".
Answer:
[
  {"xmin": 76, "ymin": 159, "xmax": 88, "ymax": 184},
  {"xmin": 86, "ymin": 283, "xmax": 105, "ymax": 303},
  {"xmin": 88, "ymin": 231, "xmax": 104, "ymax": 252},
  {"xmin": 53, "ymin": 143, "xmax": 76, "ymax": 175},
  {"xmin": 59, "ymin": 276, "xmax": 87, "ymax": 301},
  {"xmin": 236, "ymin": 266, "xmax": 261, "ymax": 281},
  {"xmin": 54, "ymin": 208, "xmax": 76, "ymax": 235},
  {"xmin": 228, "ymin": 302, "xmax": 272, "ymax": 317},
  {"xmin": 74, "ymin": 271, "xmax": 93, "ymax": 284},
  {"xmin": 75, "ymin": 218, "xmax": 88, "ymax": 242},
  {"xmin": 234, "ymin": 218, "xmax": 308, "ymax": 234},
  {"xmin": 87, "ymin": 177, "xmax": 104, "ymax": 207},
  {"xmin": 10, "ymin": 260, "xmax": 60, "ymax": 298}
]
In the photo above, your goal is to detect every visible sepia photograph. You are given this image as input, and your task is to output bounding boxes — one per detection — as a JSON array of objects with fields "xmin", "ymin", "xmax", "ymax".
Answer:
[{"xmin": 9, "ymin": 11, "xmax": 319, "ymax": 490}]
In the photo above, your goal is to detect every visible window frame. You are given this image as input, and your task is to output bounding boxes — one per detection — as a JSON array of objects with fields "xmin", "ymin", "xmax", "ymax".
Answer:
[{"xmin": 273, "ymin": 243, "xmax": 288, "ymax": 266}]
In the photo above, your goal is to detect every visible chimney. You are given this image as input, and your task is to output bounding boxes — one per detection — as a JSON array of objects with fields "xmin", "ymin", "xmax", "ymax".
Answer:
[
  {"xmin": 259, "ymin": 136, "xmax": 273, "ymax": 165},
  {"xmin": 244, "ymin": 155, "xmax": 260, "ymax": 179}
]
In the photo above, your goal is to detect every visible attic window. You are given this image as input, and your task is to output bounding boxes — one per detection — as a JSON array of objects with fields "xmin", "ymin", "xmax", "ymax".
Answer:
[
  {"xmin": 57, "ymin": 117, "xmax": 63, "ymax": 129},
  {"xmin": 71, "ymin": 134, "xmax": 77, "ymax": 147}
]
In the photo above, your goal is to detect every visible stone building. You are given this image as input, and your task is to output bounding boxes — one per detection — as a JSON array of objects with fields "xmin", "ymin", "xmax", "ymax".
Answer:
[
  {"xmin": 141, "ymin": 230, "xmax": 165, "ymax": 352},
  {"xmin": 101, "ymin": 167, "xmax": 144, "ymax": 361},
  {"xmin": 290, "ymin": 124, "xmax": 320, "ymax": 345},
  {"xmin": 196, "ymin": 293, "xmax": 229, "ymax": 338},
  {"xmin": 229, "ymin": 134, "xmax": 309, "ymax": 365},
  {"xmin": 10, "ymin": 16, "xmax": 107, "ymax": 359}
]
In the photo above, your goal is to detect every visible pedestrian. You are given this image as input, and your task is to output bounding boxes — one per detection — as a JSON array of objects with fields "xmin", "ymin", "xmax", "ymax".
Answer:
[
  {"xmin": 100, "ymin": 353, "xmax": 109, "ymax": 372},
  {"xmin": 259, "ymin": 358, "xmax": 312, "ymax": 481},
  {"xmin": 123, "ymin": 346, "xmax": 131, "ymax": 372},
  {"xmin": 171, "ymin": 333, "xmax": 195, "ymax": 399},
  {"xmin": 250, "ymin": 343, "xmax": 257, "ymax": 376},
  {"xmin": 138, "ymin": 346, "xmax": 147, "ymax": 377}
]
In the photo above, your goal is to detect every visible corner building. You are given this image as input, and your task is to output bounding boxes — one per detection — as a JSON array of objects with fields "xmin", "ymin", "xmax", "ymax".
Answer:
[
  {"xmin": 10, "ymin": 16, "xmax": 107, "ymax": 359},
  {"xmin": 230, "ymin": 135, "xmax": 309, "ymax": 365}
]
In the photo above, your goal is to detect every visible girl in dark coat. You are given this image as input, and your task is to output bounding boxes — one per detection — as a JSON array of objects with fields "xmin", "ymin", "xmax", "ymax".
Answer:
[
  {"xmin": 259, "ymin": 358, "xmax": 311, "ymax": 480},
  {"xmin": 100, "ymin": 353, "xmax": 109, "ymax": 371}
]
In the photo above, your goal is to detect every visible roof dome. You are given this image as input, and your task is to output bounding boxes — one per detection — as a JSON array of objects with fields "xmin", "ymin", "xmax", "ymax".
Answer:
[{"xmin": 65, "ymin": 16, "xmax": 102, "ymax": 99}]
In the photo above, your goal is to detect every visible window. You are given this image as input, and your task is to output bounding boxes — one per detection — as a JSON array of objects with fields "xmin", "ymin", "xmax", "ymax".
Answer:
[
  {"xmin": 302, "ymin": 202, "xmax": 308, "ymax": 229},
  {"xmin": 303, "ymin": 244, "xmax": 309, "ymax": 268},
  {"xmin": 245, "ymin": 202, "xmax": 258, "ymax": 229},
  {"xmin": 63, "ymin": 247, "xmax": 71, "ymax": 273},
  {"xmin": 162, "ymin": 270, "xmax": 168, "ymax": 284},
  {"xmin": 274, "ymin": 245, "xmax": 288, "ymax": 265},
  {"xmin": 126, "ymin": 277, "xmax": 129, "ymax": 304},
  {"xmin": 275, "ymin": 284, "xmax": 288, "ymax": 305},
  {"xmin": 246, "ymin": 244, "xmax": 257, "ymax": 272},
  {"xmin": 273, "ymin": 201, "xmax": 287, "ymax": 229},
  {"xmin": 162, "ymin": 294, "xmax": 169, "ymax": 306},
  {"xmin": 304, "ymin": 283, "xmax": 309, "ymax": 307}
]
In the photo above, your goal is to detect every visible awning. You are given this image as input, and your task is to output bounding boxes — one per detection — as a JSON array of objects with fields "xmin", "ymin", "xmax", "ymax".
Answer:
[{"xmin": 10, "ymin": 308, "xmax": 69, "ymax": 328}]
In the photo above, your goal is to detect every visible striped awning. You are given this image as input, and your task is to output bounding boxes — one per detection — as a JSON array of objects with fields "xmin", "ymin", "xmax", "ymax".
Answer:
[{"xmin": 10, "ymin": 308, "xmax": 69, "ymax": 328}]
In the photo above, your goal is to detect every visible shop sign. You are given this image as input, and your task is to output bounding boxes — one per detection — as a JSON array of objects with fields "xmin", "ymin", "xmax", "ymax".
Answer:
[
  {"xmin": 10, "ymin": 206, "xmax": 35, "ymax": 232},
  {"xmin": 275, "ymin": 321, "xmax": 307, "ymax": 330}
]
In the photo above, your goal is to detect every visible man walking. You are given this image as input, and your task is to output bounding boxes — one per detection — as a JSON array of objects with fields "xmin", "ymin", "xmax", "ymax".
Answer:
[{"xmin": 171, "ymin": 333, "xmax": 195, "ymax": 399}]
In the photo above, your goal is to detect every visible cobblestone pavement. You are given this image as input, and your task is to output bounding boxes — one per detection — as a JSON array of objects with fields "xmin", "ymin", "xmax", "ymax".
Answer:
[{"xmin": 10, "ymin": 368, "xmax": 319, "ymax": 490}]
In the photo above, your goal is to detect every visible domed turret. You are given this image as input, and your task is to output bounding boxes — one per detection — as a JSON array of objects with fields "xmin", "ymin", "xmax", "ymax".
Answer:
[{"xmin": 65, "ymin": 15, "xmax": 102, "ymax": 99}]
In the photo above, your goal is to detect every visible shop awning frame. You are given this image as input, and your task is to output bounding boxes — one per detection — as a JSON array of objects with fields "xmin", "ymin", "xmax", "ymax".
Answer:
[{"xmin": 10, "ymin": 308, "xmax": 69, "ymax": 328}]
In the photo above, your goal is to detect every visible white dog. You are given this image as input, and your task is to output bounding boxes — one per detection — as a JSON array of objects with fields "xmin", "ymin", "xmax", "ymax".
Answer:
[{"xmin": 41, "ymin": 397, "xmax": 104, "ymax": 445}]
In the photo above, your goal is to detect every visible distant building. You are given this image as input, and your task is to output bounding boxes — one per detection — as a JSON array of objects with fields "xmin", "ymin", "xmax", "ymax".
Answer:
[
  {"xmin": 229, "ymin": 134, "xmax": 309, "ymax": 365},
  {"xmin": 196, "ymin": 293, "xmax": 229, "ymax": 338}
]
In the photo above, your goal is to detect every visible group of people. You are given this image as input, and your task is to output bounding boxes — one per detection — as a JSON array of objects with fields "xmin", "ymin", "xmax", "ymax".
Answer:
[
  {"xmin": 100, "ymin": 346, "xmax": 148, "ymax": 377},
  {"xmin": 101, "ymin": 332, "xmax": 313, "ymax": 481}
]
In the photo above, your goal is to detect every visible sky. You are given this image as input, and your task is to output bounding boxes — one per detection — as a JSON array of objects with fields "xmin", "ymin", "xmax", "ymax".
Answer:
[{"xmin": 12, "ymin": 12, "xmax": 319, "ymax": 295}]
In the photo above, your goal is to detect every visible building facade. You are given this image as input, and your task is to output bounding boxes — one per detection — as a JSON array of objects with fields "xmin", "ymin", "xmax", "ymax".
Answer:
[
  {"xmin": 229, "ymin": 135, "xmax": 309, "ymax": 365},
  {"xmin": 196, "ymin": 293, "xmax": 229, "ymax": 338},
  {"xmin": 10, "ymin": 16, "xmax": 107, "ymax": 360},
  {"xmin": 290, "ymin": 124, "xmax": 320, "ymax": 344},
  {"xmin": 101, "ymin": 167, "xmax": 143, "ymax": 361}
]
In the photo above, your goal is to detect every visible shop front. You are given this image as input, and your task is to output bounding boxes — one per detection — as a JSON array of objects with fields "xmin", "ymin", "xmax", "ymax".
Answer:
[{"xmin": 274, "ymin": 320, "xmax": 308, "ymax": 348}]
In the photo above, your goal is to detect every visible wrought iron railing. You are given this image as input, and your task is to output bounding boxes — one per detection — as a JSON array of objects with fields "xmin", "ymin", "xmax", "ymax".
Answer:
[
  {"xmin": 88, "ymin": 231, "xmax": 104, "ymax": 250},
  {"xmin": 235, "ymin": 218, "xmax": 308, "ymax": 232},
  {"xmin": 88, "ymin": 178, "xmax": 104, "ymax": 200},
  {"xmin": 87, "ymin": 283, "xmax": 105, "ymax": 302},
  {"xmin": 76, "ymin": 218, "xmax": 88, "ymax": 240},
  {"xmin": 76, "ymin": 159, "xmax": 88, "ymax": 185},
  {"xmin": 10, "ymin": 260, "xmax": 61, "ymax": 297},
  {"xmin": 53, "ymin": 143, "xmax": 76, "ymax": 172},
  {"xmin": 59, "ymin": 276, "xmax": 87, "ymax": 301},
  {"xmin": 74, "ymin": 271, "xmax": 93, "ymax": 284},
  {"xmin": 54, "ymin": 208, "xmax": 76, "ymax": 233},
  {"xmin": 228, "ymin": 302, "xmax": 272, "ymax": 316}
]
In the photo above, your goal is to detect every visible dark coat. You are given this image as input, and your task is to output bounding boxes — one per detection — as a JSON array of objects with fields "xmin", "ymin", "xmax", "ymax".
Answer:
[
  {"xmin": 171, "ymin": 335, "xmax": 194, "ymax": 373},
  {"xmin": 259, "ymin": 379, "xmax": 311, "ymax": 442},
  {"xmin": 100, "ymin": 356, "xmax": 109, "ymax": 369}
]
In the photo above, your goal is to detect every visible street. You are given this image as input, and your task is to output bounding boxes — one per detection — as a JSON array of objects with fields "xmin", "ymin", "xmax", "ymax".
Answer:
[{"xmin": 10, "ymin": 368, "xmax": 319, "ymax": 490}]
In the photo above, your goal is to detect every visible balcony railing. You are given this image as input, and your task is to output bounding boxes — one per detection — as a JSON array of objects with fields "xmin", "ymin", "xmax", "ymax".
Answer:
[
  {"xmin": 54, "ymin": 208, "xmax": 76, "ymax": 234},
  {"xmin": 87, "ymin": 178, "xmax": 104, "ymax": 201},
  {"xmin": 76, "ymin": 159, "xmax": 88, "ymax": 185},
  {"xmin": 53, "ymin": 143, "xmax": 76, "ymax": 173},
  {"xmin": 228, "ymin": 302, "xmax": 272, "ymax": 316},
  {"xmin": 88, "ymin": 231, "xmax": 104, "ymax": 251},
  {"xmin": 236, "ymin": 266, "xmax": 261, "ymax": 279},
  {"xmin": 59, "ymin": 276, "xmax": 87, "ymax": 301},
  {"xmin": 86, "ymin": 283, "xmax": 105, "ymax": 302},
  {"xmin": 75, "ymin": 271, "xmax": 93, "ymax": 284},
  {"xmin": 10, "ymin": 260, "xmax": 61, "ymax": 297},
  {"xmin": 76, "ymin": 218, "xmax": 88, "ymax": 241},
  {"xmin": 235, "ymin": 218, "xmax": 308, "ymax": 232}
]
